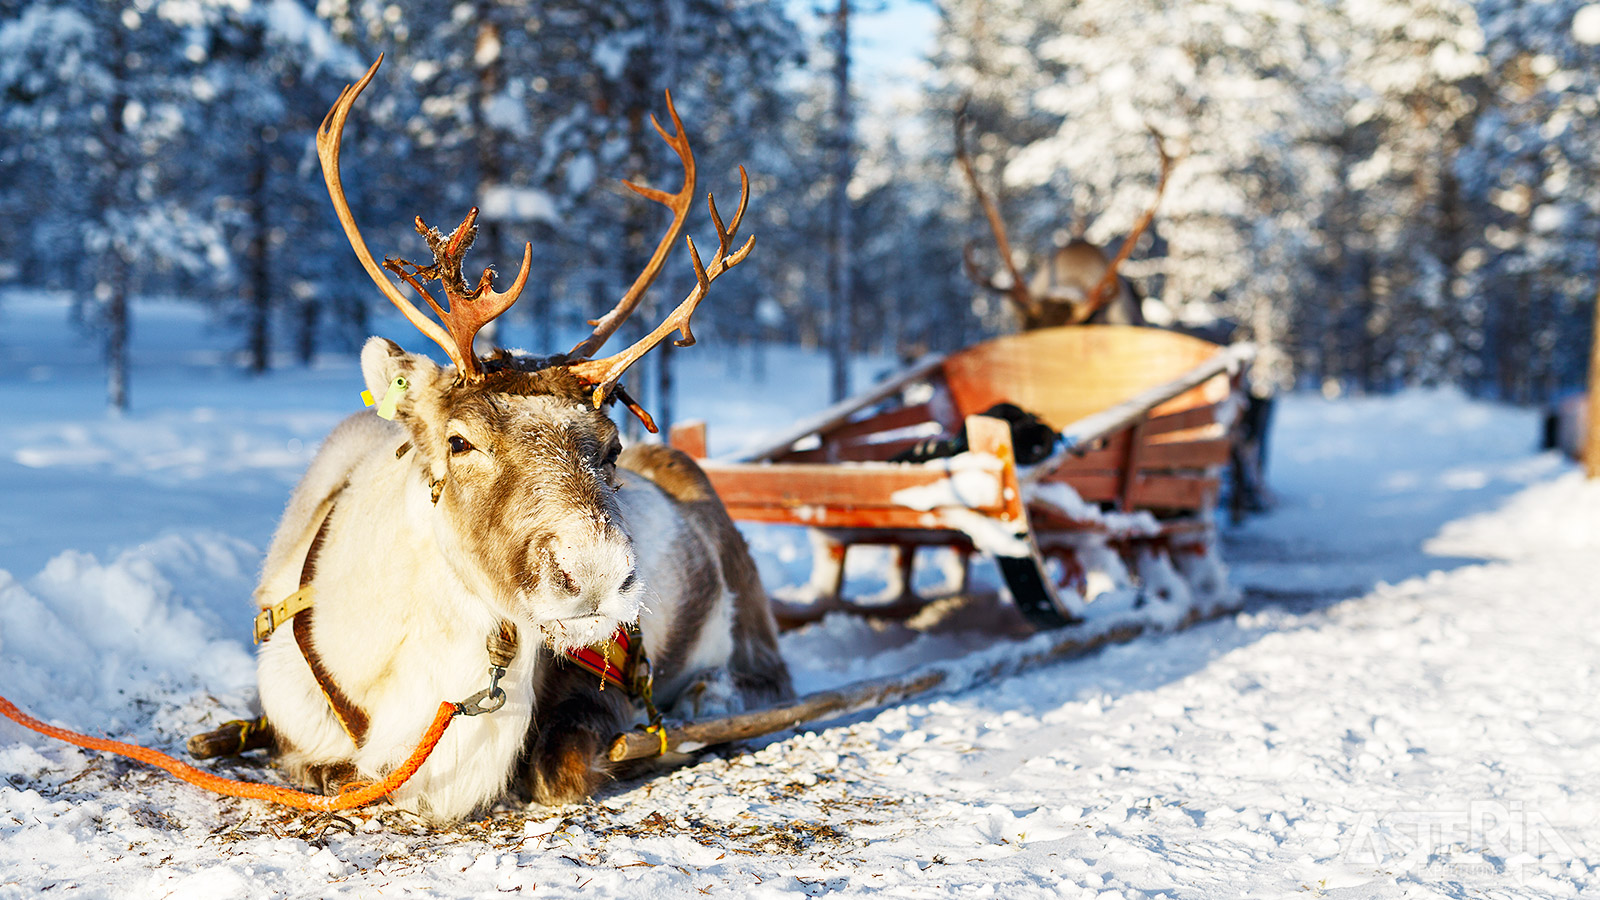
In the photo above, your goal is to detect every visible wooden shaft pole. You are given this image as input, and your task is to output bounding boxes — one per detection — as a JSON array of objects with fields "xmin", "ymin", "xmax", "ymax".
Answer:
[
  {"xmin": 609, "ymin": 670, "xmax": 948, "ymax": 762},
  {"xmin": 1584, "ymin": 277, "xmax": 1600, "ymax": 478},
  {"xmin": 607, "ymin": 605, "xmax": 1237, "ymax": 763}
]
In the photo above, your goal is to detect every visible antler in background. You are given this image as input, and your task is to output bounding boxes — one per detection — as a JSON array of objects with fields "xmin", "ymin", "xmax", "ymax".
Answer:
[
  {"xmin": 954, "ymin": 103, "xmax": 1039, "ymax": 324},
  {"xmin": 1077, "ymin": 126, "xmax": 1177, "ymax": 323}
]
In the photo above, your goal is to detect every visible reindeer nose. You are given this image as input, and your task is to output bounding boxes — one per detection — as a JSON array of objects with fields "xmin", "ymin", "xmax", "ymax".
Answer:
[
  {"xmin": 544, "ymin": 534, "xmax": 636, "ymax": 604},
  {"xmin": 550, "ymin": 562, "xmax": 579, "ymax": 596}
]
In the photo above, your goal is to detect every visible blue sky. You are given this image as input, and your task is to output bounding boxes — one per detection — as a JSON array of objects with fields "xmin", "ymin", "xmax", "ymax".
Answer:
[
  {"xmin": 787, "ymin": 0, "xmax": 941, "ymax": 98},
  {"xmin": 853, "ymin": 0, "xmax": 940, "ymax": 82}
]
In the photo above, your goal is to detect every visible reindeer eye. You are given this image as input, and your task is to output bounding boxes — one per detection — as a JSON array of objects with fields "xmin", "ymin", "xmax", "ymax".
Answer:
[
  {"xmin": 604, "ymin": 443, "xmax": 621, "ymax": 466},
  {"xmin": 449, "ymin": 435, "xmax": 474, "ymax": 455}
]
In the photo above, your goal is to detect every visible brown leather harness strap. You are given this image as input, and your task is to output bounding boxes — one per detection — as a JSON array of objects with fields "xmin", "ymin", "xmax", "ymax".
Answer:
[
  {"xmin": 299, "ymin": 504, "xmax": 334, "ymax": 587},
  {"xmin": 253, "ymin": 494, "xmax": 339, "ymax": 644},
  {"xmin": 282, "ymin": 496, "xmax": 372, "ymax": 747},
  {"xmin": 293, "ymin": 609, "xmax": 371, "ymax": 746}
]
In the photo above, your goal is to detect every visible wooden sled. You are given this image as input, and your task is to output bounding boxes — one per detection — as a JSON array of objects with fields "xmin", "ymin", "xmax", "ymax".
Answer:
[{"xmin": 670, "ymin": 325, "xmax": 1256, "ymax": 632}]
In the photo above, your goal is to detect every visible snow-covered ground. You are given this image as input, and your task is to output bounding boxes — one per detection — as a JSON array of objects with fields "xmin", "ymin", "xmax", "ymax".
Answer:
[{"xmin": 1, "ymin": 296, "xmax": 1596, "ymax": 898}]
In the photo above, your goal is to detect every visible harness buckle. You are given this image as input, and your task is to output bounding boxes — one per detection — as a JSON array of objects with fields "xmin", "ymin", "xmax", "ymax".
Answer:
[
  {"xmin": 254, "ymin": 586, "xmax": 315, "ymax": 644},
  {"xmin": 252, "ymin": 608, "xmax": 276, "ymax": 645}
]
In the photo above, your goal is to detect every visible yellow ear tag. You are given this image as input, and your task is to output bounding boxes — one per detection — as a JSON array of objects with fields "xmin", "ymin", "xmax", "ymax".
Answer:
[{"xmin": 365, "ymin": 376, "xmax": 409, "ymax": 420}]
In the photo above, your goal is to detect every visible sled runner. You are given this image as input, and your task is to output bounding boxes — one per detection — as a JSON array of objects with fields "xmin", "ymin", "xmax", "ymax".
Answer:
[{"xmin": 671, "ymin": 325, "xmax": 1255, "ymax": 631}]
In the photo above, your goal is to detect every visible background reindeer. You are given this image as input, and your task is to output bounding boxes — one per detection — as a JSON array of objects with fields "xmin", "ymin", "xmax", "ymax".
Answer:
[
  {"xmin": 253, "ymin": 58, "xmax": 791, "ymax": 822},
  {"xmin": 955, "ymin": 111, "xmax": 1174, "ymax": 330},
  {"xmin": 952, "ymin": 117, "xmax": 1274, "ymax": 516}
]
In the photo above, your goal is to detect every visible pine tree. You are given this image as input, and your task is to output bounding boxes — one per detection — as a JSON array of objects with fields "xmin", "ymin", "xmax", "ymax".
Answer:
[
  {"xmin": 190, "ymin": 0, "xmax": 365, "ymax": 372},
  {"xmin": 0, "ymin": 2, "xmax": 229, "ymax": 410},
  {"xmin": 1461, "ymin": 0, "xmax": 1600, "ymax": 399}
]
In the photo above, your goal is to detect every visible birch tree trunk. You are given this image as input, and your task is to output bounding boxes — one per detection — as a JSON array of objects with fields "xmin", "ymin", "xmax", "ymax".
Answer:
[
  {"xmin": 826, "ymin": 0, "xmax": 854, "ymax": 402},
  {"xmin": 1583, "ymin": 279, "xmax": 1600, "ymax": 478},
  {"xmin": 246, "ymin": 138, "xmax": 272, "ymax": 374}
]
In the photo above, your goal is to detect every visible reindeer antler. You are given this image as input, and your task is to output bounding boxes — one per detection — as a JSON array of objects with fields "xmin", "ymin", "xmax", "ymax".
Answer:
[
  {"xmin": 566, "ymin": 92, "xmax": 698, "ymax": 361},
  {"xmin": 954, "ymin": 103, "xmax": 1039, "ymax": 323},
  {"xmin": 317, "ymin": 56, "xmax": 533, "ymax": 379},
  {"xmin": 566, "ymin": 166, "xmax": 754, "ymax": 428},
  {"xmin": 555, "ymin": 91, "xmax": 753, "ymax": 432},
  {"xmin": 1077, "ymin": 126, "xmax": 1177, "ymax": 323},
  {"xmin": 317, "ymin": 61, "xmax": 751, "ymax": 419}
]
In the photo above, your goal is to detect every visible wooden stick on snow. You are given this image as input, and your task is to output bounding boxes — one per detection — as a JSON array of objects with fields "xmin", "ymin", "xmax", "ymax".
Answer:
[{"xmin": 609, "ymin": 601, "xmax": 1238, "ymax": 762}]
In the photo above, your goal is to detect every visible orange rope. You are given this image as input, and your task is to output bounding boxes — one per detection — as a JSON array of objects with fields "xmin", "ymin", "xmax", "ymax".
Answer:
[{"xmin": 0, "ymin": 694, "xmax": 458, "ymax": 812}]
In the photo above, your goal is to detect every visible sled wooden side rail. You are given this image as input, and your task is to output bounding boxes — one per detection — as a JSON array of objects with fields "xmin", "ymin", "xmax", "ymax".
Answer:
[
  {"xmin": 696, "ymin": 414, "xmax": 1024, "ymax": 532},
  {"xmin": 729, "ymin": 354, "xmax": 951, "ymax": 464},
  {"xmin": 670, "ymin": 326, "xmax": 1255, "ymax": 631}
]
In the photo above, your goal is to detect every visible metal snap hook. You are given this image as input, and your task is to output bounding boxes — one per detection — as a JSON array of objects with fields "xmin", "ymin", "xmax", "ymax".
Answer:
[{"xmin": 454, "ymin": 665, "xmax": 507, "ymax": 716}]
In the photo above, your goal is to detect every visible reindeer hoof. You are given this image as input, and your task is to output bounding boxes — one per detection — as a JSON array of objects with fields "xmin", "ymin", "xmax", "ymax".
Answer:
[
  {"xmin": 529, "ymin": 731, "xmax": 609, "ymax": 806},
  {"xmin": 306, "ymin": 760, "xmax": 361, "ymax": 795}
]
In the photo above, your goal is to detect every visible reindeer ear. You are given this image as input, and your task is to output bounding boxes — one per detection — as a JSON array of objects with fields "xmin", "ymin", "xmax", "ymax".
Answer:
[{"xmin": 360, "ymin": 336, "xmax": 440, "ymax": 418}]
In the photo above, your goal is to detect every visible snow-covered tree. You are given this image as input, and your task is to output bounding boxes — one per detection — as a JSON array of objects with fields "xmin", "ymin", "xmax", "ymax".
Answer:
[
  {"xmin": 927, "ymin": 0, "xmax": 1599, "ymax": 400},
  {"xmin": 185, "ymin": 0, "xmax": 364, "ymax": 371},
  {"xmin": 1458, "ymin": 0, "xmax": 1600, "ymax": 400},
  {"xmin": 1, "ymin": 1, "xmax": 231, "ymax": 409},
  {"xmin": 1324, "ymin": 0, "xmax": 1487, "ymax": 390}
]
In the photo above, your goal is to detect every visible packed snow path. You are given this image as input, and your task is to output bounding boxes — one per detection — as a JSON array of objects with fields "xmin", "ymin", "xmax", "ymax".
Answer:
[{"xmin": 1, "ymin": 299, "xmax": 1596, "ymax": 897}]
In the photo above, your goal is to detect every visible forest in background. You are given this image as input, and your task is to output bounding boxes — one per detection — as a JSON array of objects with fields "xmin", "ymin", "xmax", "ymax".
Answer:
[{"xmin": 2, "ymin": 0, "xmax": 1598, "ymax": 418}]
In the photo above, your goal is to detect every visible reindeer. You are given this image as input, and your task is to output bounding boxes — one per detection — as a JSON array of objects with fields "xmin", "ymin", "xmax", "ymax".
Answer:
[
  {"xmin": 954, "ymin": 117, "xmax": 1283, "ymax": 518},
  {"xmin": 251, "ymin": 57, "xmax": 792, "ymax": 822},
  {"xmin": 955, "ymin": 111, "xmax": 1174, "ymax": 330}
]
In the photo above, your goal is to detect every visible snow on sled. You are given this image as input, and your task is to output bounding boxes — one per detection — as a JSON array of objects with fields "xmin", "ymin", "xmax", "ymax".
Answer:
[{"xmin": 670, "ymin": 325, "xmax": 1255, "ymax": 632}]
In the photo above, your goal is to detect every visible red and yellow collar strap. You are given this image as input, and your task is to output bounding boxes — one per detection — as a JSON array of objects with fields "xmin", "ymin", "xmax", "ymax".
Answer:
[
  {"xmin": 564, "ymin": 620, "xmax": 666, "ymax": 754},
  {"xmin": 565, "ymin": 622, "xmax": 640, "ymax": 690}
]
